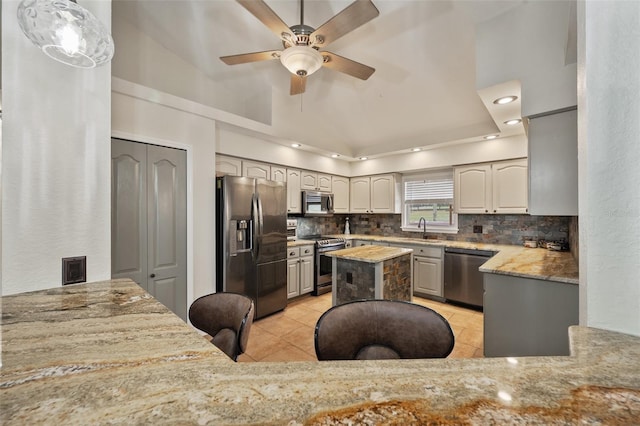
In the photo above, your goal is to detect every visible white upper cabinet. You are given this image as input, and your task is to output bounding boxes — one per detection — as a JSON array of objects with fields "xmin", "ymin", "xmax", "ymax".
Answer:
[
  {"xmin": 454, "ymin": 164, "xmax": 492, "ymax": 214},
  {"xmin": 242, "ymin": 160, "xmax": 270, "ymax": 179},
  {"xmin": 301, "ymin": 171, "xmax": 332, "ymax": 192},
  {"xmin": 492, "ymin": 159, "xmax": 528, "ymax": 214},
  {"xmin": 286, "ymin": 169, "xmax": 302, "ymax": 214},
  {"xmin": 528, "ymin": 109, "xmax": 578, "ymax": 216},
  {"xmin": 331, "ymin": 176, "xmax": 350, "ymax": 213},
  {"xmin": 271, "ymin": 166, "xmax": 287, "ymax": 183},
  {"xmin": 455, "ymin": 159, "xmax": 528, "ymax": 214},
  {"xmin": 350, "ymin": 174, "xmax": 400, "ymax": 214},
  {"xmin": 215, "ymin": 155, "xmax": 242, "ymax": 177},
  {"xmin": 350, "ymin": 177, "xmax": 372, "ymax": 213}
]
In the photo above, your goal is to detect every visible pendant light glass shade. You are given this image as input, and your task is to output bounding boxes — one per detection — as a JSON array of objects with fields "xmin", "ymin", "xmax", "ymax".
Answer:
[
  {"xmin": 17, "ymin": 0, "xmax": 114, "ymax": 68},
  {"xmin": 280, "ymin": 46, "xmax": 323, "ymax": 77}
]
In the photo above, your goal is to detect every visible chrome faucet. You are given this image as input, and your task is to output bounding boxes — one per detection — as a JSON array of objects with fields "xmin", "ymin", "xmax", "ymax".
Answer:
[{"xmin": 418, "ymin": 217, "xmax": 427, "ymax": 237}]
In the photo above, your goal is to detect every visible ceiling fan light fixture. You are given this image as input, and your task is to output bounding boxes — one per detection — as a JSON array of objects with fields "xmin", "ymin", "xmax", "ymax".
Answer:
[
  {"xmin": 280, "ymin": 46, "xmax": 323, "ymax": 77},
  {"xmin": 17, "ymin": 0, "xmax": 114, "ymax": 68}
]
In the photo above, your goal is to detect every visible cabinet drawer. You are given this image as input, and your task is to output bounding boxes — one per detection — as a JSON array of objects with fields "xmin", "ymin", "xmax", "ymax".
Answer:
[
  {"xmin": 411, "ymin": 246, "xmax": 442, "ymax": 258},
  {"xmin": 299, "ymin": 245, "xmax": 314, "ymax": 257},
  {"xmin": 287, "ymin": 247, "xmax": 300, "ymax": 258}
]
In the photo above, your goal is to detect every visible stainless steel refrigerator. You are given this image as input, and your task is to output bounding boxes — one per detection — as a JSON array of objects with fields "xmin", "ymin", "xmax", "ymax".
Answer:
[{"xmin": 216, "ymin": 176, "xmax": 287, "ymax": 319}]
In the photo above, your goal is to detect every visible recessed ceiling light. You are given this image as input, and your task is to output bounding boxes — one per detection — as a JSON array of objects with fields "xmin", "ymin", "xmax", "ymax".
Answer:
[
  {"xmin": 331, "ymin": 154, "xmax": 340, "ymax": 158},
  {"xmin": 484, "ymin": 135, "xmax": 498, "ymax": 140},
  {"xmin": 504, "ymin": 119, "xmax": 522, "ymax": 125},
  {"xmin": 493, "ymin": 95, "xmax": 518, "ymax": 105},
  {"xmin": 359, "ymin": 157, "xmax": 368, "ymax": 160},
  {"xmin": 291, "ymin": 143, "xmax": 301, "ymax": 148},
  {"xmin": 411, "ymin": 148, "xmax": 421, "ymax": 152}
]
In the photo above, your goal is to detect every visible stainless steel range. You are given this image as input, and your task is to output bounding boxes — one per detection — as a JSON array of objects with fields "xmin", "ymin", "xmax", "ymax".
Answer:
[{"xmin": 300, "ymin": 235, "xmax": 346, "ymax": 296}]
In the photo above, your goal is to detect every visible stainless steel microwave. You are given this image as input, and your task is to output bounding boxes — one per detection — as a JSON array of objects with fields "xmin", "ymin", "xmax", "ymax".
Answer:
[{"xmin": 302, "ymin": 191, "xmax": 334, "ymax": 216}]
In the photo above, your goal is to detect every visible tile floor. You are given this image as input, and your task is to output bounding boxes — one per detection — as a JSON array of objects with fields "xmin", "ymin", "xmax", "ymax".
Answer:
[{"xmin": 236, "ymin": 293, "xmax": 484, "ymax": 362}]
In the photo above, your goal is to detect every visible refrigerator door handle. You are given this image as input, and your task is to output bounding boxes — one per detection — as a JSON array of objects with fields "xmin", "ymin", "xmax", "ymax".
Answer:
[
  {"xmin": 251, "ymin": 194, "xmax": 262, "ymax": 260},
  {"xmin": 257, "ymin": 195, "xmax": 264, "ymax": 260}
]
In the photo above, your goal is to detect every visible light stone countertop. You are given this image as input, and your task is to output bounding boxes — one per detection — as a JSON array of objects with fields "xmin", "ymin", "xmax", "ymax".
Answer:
[
  {"xmin": 319, "ymin": 234, "xmax": 579, "ymax": 284},
  {"xmin": 326, "ymin": 245, "xmax": 413, "ymax": 263},
  {"xmin": 1, "ymin": 279, "xmax": 639, "ymax": 424},
  {"xmin": 287, "ymin": 239, "xmax": 316, "ymax": 247}
]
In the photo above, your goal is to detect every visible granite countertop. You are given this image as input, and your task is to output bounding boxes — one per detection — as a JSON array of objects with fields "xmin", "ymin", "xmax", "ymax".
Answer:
[
  {"xmin": 2, "ymin": 279, "xmax": 639, "ymax": 424},
  {"xmin": 320, "ymin": 234, "xmax": 579, "ymax": 284},
  {"xmin": 287, "ymin": 239, "xmax": 316, "ymax": 248},
  {"xmin": 326, "ymin": 245, "xmax": 413, "ymax": 263}
]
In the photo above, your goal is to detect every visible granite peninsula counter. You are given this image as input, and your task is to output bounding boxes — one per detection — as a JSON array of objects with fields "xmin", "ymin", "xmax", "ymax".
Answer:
[{"xmin": 2, "ymin": 279, "xmax": 639, "ymax": 425}]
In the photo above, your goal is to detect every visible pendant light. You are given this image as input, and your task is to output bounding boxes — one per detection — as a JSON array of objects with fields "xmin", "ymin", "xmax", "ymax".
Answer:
[{"xmin": 17, "ymin": 0, "xmax": 114, "ymax": 69}]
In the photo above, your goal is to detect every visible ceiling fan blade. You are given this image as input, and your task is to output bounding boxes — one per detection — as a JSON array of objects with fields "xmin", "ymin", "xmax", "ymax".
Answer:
[
  {"xmin": 237, "ymin": 0, "xmax": 295, "ymax": 42},
  {"xmin": 290, "ymin": 75, "xmax": 307, "ymax": 95},
  {"xmin": 220, "ymin": 50, "xmax": 281, "ymax": 65},
  {"xmin": 321, "ymin": 52, "xmax": 375, "ymax": 80},
  {"xmin": 310, "ymin": 0, "xmax": 379, "ymax": 48}
]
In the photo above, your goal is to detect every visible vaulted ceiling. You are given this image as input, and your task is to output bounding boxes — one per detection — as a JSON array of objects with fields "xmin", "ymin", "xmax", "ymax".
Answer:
[{"xmin": 112, "ymin": 0, "xmax": 571, "ymax": 160}]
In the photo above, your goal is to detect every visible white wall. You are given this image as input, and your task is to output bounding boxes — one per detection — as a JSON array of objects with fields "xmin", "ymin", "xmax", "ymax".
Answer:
[
  {"xmin": 1, "ymin": 0, "xmax": 112, "ymax": 295},
  {"xmin": 476, "ymin": 0, "xmax": 577, "ymax": 117},
  {"xmin": 111, "ymin": 12, "xmax": 272, "ymax": 126},
  {"xmin": 216, "ymin": 125, "xmax": 352, "ymax": 176},
  {"xmin": 349, "ymin": 135, "xmax": 527, "ymax": 176},
  {"xmin": 578, "ymin": 1, "xmax": 640, "ymax": 336},
  {"xmin": 111, "ymin": 79, "xmax": 217, "ymax": 302}
]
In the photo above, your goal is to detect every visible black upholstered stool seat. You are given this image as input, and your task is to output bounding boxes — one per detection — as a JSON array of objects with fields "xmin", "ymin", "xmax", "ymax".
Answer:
[{"xmin": 314, "ymin": 299, "xmax": 455, "ymax": 361}]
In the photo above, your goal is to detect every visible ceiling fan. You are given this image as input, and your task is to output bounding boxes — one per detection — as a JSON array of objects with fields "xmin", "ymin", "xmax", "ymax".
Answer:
[{"xmin": 221, "ymin": 0, "xmax": 379, "ymax": 95}]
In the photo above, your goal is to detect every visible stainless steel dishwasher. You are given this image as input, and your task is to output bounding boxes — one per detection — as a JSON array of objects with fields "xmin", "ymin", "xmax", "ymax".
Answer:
[{"xmin": 444, "ymin": 247, "xmax": 494, "ymax": 308}]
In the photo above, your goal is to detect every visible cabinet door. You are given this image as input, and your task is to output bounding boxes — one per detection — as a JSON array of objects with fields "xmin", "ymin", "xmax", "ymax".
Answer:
[
  {"xmin": 286, "ymin": 169, "xmax": 302, "ymax": 214},
  {"xmin": 454, "ymin": 164, "xmax": 492, "ymax": 214},
  {"xmin": 332, "ymin": 176, "xmax": 350, "ymax": 213},
  {"xmin": 243, "ymin": 161, "xmax": 270, "ymax": 179},
  {"xmin": 528, "ymin": 109, "xmax": 578, "ymax": 215},
  {"xmin": 299, "ymin": 255, "xmax": 315, "ymax": 295},
  {"xmin": 271, "ymin": 166, "xmax": 287, "ymax": 183},
  {"xmin": 317, "ymin": 174, "xmax": 332, "ymax": 192},
  {"xmin": 215, "ymin": 155, "xmax": 242, "ymax": 177},
  {"xmin": 287, "ymin": 258, "xmax": 300, "ymax": 299},
  {"xmin": 370, "ymin": 174, "xmax": 396, "ymax": 213},
  {"xmin": 301, "ymin": 171, "xmax": 318, "ymax": 190},
  {"xmin": 413, "ymin": 256, "xmax": 443, "ymax": 297},
  {"xmin": 492, "ymin": 159, "xmax": 528, "ymax": 214},
  {"xmin": 350, "ymin": 177, "xmax": 371, "ymax": 213}
]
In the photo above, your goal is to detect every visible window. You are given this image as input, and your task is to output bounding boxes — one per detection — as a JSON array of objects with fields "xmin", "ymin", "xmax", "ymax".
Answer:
[{"xmin": 401, "ymin": 170, "xmax": 458, "ymax": 233}]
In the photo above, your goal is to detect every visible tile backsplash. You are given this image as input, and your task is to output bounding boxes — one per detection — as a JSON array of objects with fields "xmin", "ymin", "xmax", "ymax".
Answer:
[{"xmin": 293, "ymin": 214, "xmax": 576, "ymax": 247}]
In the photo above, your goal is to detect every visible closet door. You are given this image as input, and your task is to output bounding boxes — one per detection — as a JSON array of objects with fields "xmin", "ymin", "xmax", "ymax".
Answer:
[{"xmin": 111, "ymin": 139, "xmax": 187, "ymax": 320}]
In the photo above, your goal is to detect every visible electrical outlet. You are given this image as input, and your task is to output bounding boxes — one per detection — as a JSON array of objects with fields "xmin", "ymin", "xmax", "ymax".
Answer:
[
  {"xmin": 346, "ymin": 272, "xmax": 353, "ymax": 284},
  {"xmin": 62, "ymin": 256, "xmax": 86, "ymax": 285},
  {"xmin": 473, "ymin": 225, "xmax": 483, "ymax": 234}
]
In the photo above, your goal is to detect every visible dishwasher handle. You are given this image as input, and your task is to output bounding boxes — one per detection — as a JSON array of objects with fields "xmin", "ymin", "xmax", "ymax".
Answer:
[{"xmin": 444, "ymin": 247, "xmax": 495, "ymax": 257}]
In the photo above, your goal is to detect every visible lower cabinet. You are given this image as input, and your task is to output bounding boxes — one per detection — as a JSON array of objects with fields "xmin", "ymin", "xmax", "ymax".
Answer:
[
  {"xmin": 483, "ymin": 273, "xmax": 578, "ymax": 357},
  {"xmin": 413, "ymin": 256, "xmax": 443, "ymax": 297},
  {"xmin": 287, "ymin": 245, "xmax": 314, "ymax": 299},
  {"xmin": 388, "ymin": 243, "xmax": 444, "ymax": 298}
]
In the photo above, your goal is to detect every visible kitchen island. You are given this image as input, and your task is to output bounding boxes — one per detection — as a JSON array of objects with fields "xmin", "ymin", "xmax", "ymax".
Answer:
[
  {"xmin": 2, "ymin": 279, "xmax": 639, "ymax": 424},
  {"xmin": 326, "ymin": 245, "xmax": 413, "ymax": 306}
]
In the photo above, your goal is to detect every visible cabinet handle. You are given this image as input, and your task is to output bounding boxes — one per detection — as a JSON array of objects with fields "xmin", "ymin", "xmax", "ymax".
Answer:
[
  {"xmin": 150, "ymin": 273, "xmax": 156, "ymax": 278},
  {"xmin": 290, "ymin": 251, "xmax": 295, "ymax": 256},
  {"xmin": 485, "ymin": 209, "xmax": 488, "ymax": 213},
  {"xmin": 493, "ymin": 209, "xmax": 497, "ymax": 213}
]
